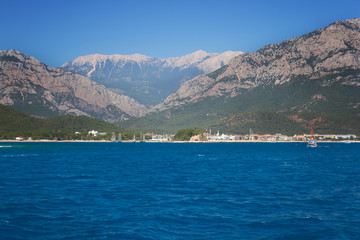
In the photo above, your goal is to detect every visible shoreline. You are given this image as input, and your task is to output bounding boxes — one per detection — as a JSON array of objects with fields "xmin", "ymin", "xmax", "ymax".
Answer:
[{"xmin": 0, "ymin": 140, "xmax": 358, "ymax": 143}]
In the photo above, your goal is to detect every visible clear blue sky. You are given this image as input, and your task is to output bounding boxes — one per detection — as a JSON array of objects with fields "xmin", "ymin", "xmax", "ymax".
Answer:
[{"xmin": 1, "ymin": 0, "xmax": 359, "ymax": 67}]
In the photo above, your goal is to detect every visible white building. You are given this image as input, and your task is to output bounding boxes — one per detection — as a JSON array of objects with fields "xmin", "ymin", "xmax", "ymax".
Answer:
[
  {"xmin": 88, "ymin": 130, "xmax": 99, "ymax": 137},
  {"xmin": 208, "ymin": 131, "xmax": 229, "ymax": 141}
]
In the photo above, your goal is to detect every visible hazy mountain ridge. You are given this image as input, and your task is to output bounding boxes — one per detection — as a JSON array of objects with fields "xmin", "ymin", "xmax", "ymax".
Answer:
[
  {"xmin": 0, "ymin": 49, "xmax": 149, "ymax": 122},
  {"xmin": 62, "ymin": 50, "xmax": 243, "ymax": 105},
  {"xmin": 158, "ymin": 18, "xmax": 360, "ymax": 111}
]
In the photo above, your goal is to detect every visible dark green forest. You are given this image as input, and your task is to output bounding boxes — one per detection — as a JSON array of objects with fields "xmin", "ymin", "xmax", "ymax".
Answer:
[{"xmin": 0, "ymin": 104, "xmax": 132, "ymax": 140}]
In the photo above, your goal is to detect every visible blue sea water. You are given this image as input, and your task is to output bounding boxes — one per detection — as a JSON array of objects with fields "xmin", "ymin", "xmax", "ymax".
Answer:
[{"xmin": 0, "ymin": 142, "xmax": 359, "ymax": 240}]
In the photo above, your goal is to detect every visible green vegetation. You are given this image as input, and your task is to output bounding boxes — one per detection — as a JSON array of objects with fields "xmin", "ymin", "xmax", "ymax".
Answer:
[
  {"xmin": 295, "ymin": 112, "xmax": 360, "ymax": 134},
  {"xmin": 0, "ymin": 104, "xmax": 46, "ymax": 132},
  {"xmin": 173, "ymin": 128, "xmax": 203, "ymax": 141},
  {"xmin": 0, "ymin": 104, "xmax": 132, "ymax": 140},
  {"xmin": 211, "ymin": 111, "xmax": 307, "ymax": 135},
  {"xmin": 210, "ymin": 111, "xmax": 360, "ymax": 135}
]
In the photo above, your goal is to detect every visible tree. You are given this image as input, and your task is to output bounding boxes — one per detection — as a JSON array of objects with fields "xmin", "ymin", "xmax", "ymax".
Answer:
[{"xmin": 173, "ymin": 128, "xmax": 203, "ymax": 141}]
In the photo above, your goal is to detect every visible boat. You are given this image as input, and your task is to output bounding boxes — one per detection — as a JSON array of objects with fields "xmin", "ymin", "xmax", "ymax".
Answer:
[
  {"xmin": 307, "ymin": 139, "xmax": 317, "ymax": 147},
  {"xmin": 307, "ymin": 128, "xmax": 317, "ymax": 147}
]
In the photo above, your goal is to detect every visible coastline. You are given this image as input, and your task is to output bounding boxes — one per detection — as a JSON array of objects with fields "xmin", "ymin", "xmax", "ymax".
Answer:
[{"xmin": 0, "ymin": 140, "xmax": 358, "ymax": 143}]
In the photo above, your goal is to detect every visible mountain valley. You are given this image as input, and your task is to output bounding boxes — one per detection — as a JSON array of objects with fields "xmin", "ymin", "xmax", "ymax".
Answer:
[{"xmin": 62, "ymin": 50, "xmax": 243, "ymax": 105}]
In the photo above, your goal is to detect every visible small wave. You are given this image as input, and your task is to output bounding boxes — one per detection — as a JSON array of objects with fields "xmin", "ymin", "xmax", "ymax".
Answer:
[
  {"xmin": 1, "ymin": 153, "xmax": 40, "ymax": 158},
  {"xmin": 0, "ymin": 146, "xmax": 12, "ymax": 148},
  {"xmin": 0, "ymin": 219, "xmax": 10, "ymax": 225}
]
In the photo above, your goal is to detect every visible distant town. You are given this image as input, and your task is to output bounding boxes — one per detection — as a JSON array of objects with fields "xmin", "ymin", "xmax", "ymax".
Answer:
[
  {"xmin": 5, "ymin": 129, "xmax": 358, "ymax": 143},
  {"xmin": 147, "ymin": 131, "xmax": 358, "ymax": 142}
]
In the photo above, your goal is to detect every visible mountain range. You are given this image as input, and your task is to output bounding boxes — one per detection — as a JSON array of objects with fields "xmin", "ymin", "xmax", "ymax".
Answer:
[
  {"xmin": 62, "ymin": 50, "xmax": 243, "ymax": 105},
  {"xmin": 122, "ymin": 18, "xmax": 360, "ymax": 134},
  {"xmin": 1, "ymin": 18, "xmax": 359, "ymax": 134}
]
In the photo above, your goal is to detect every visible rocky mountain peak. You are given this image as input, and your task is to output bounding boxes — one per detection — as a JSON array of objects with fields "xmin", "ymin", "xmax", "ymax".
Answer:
[
  {"xmin": 65, "ymin": 53, "xmax": 156, "ymax": 67},
  {"xmin": 1, "ymin": 49, "xmax": 36, "ymax": 64},
  {"xmin": 226, "ymin": 18, "xmax": 360, "ymax": 85},
  {"xmin": 164, "ymin": 50, "xmax": 219, "ymax": 70}
]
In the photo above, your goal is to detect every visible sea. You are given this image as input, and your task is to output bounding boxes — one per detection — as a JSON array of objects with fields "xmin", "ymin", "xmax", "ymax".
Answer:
[{"xmin": 0, "ymin": 142, "xmax": 359, "ymax": 240}]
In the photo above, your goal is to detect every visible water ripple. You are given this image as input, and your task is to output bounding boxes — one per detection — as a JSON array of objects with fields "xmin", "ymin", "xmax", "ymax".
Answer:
[{"xmin": 0, "ymin": 142, "xmax": 359, "ymax": 239}]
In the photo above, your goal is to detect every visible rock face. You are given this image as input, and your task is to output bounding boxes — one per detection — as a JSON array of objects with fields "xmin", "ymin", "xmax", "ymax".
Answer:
[
  {"xmin": 0, "ymin": 49, "xmax": 149, "ymax": 122},
  {"xmin": 159, "ymin": 18, "xmax": 360, "ymax": 112},
  {"xmin": 62, "ymin": 50, "xmax": 243, "ymax": 105}
]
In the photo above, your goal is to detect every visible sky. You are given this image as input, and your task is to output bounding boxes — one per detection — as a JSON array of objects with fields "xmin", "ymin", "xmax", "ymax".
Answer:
[{"xmin": 1, "ymin": 0, "xmax": 359, "ymax": 67}]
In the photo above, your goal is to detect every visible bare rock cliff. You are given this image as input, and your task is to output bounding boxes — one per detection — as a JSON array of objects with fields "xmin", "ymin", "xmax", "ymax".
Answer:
[{"xmin": 0, "ymin": 49, "xmax": 149, "ymax": 122}]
